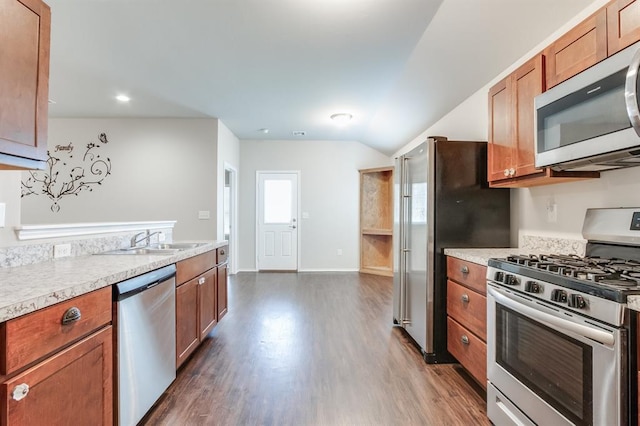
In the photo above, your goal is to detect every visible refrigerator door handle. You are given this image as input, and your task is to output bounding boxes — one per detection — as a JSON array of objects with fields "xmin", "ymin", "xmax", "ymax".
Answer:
[{"xmin": 400, "ymin": 157, "xmax": 411, "ymax": 326}]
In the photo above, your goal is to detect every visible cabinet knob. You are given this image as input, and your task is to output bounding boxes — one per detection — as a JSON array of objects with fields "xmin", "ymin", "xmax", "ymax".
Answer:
[
  {"xmin": 12, "ymin": 383, "xmax": 29, "ymax": 401},
  {"xmin": 461, "ymin": 335, "xmax": 470, "ymax": 345},
  {"xmin": 509, "ymin": 168, "xmax": 515, "ymax": 176},
  {"xmin": 503, "ymin": 169, "xmax": 509, "ymax": 176},
  {"xmin": 219, "ymin": 249, "xmax": 225, "ymax": 255},
  {"xmin": 461, "ymin": 294, "xmax": 470, "ymax": 303},
  {"xmin": 198, "ymin": 277, "xmax": 206, "ymax": 285},
  {"xmin": 61, "ymin": 307, "xmax": 81, "ymax": 325},
  {"xmin": 460, "ymin": 266, "xmax": 469, "ymax": 274}
]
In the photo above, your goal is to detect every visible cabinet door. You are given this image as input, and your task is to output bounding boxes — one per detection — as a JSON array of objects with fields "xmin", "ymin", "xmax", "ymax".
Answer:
[
  {"xmin": 176, "ymin": 279, "xmax": 199, "ymax": 368},
  {"xmin": 1, "ymin": 326, "xmax": 112, "ymax": 426},
  {"xmin": 217, "ymin": 264, "xmax": 228, "ymax": 321},
  {"xmin": 0, "ymin": 0, "xmax": 50, "ymax": 168},
  {"xmin": 488, "ymin": 76, "xmax": 513, "ymax": 182},
  {"xmin": 198, "ymin": 268, "xmax": 217, "ymax": 340},
  {"xmin": 608, "ymin": 0, "xmax": 640, "ymax": 55},
  {"xmin": 544, "ymin": 8, "xmax": 607, "ymax": 89},
  {"xmin": 513, "ymin": 55, "xmax": 544, "ymax": 178}
]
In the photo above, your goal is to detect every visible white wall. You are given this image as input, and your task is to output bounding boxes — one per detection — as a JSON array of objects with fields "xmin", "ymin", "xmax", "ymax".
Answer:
[
  {"xmin": 394, "ymin": 0, "xmax": 640, "ymax": 243},
  {"xmin": 239, "ymin": 139, "xmax": 392, "ymax": 271},
  {"xmin": 21, "ymin": 118, "xmax": 220, "ymax": 240},
  {"xmin": 0, "ymin": 173, "xmax": 22, "ymax": 246},
  {"xmin": 217, "ymin": 120, "xmax": 240, "ymax": 273}
]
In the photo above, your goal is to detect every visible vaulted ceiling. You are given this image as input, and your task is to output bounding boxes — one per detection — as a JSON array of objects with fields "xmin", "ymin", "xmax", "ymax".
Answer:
[{"xmin": 47, "ymin": 0, "xmax": 594, "ymax": 154}]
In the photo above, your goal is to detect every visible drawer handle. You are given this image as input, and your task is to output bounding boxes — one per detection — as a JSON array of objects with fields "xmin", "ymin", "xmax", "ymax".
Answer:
[
  {"xmin": 198, "ymin": 277, "xmax": 206, "ymax": 285},
  {"xmin": 461, "ymin": 335, "xmax": 470, "ymax": 345},
  {"xmin": 61, "ymin": 307, "xmax": 82, "ymax": 325},
  {"xmin": 12, "ymin": 383, "xmax": 29, "ymax": 401},
  {"xmin": 461, "ymin": 294, "xmax": 470, "ymax": 303},
  {"xmin": 460, "ymin": 266, "xmax": 469, "ymax": 274}
]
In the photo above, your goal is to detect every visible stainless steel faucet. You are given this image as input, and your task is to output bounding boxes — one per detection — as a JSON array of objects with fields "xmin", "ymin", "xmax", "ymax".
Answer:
[{"xmin": 130, "ymin": 230, "xmax": 161, "ymax": 247}]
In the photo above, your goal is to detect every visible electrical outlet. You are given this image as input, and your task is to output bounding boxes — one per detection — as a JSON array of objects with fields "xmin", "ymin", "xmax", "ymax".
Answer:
[
  {"xmin": 337, "ymin": 249, "xmax": 343, "ymax": 256},
  {"xmin": 53, "ymin": 243, "xmax": 72, "ymax": 258},
  {"xmin": 198, "ymin": 210, "xmax": 210, "ymax": 220}
]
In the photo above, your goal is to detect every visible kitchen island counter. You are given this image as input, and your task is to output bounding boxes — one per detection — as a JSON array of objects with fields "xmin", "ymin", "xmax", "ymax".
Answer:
[{"xmin": 0, "ymin": 240, "xmax": 226, "ymax": 322}]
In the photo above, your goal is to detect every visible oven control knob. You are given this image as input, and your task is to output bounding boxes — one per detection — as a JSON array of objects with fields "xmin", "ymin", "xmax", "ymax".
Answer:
[
  {"xmin": 524, "ymin": 281, "xmax": 541, "ymax": 293},
  {"xmin": 504, "ymin": 274, "xmax": 519, "ymax": 286},
  {"xmin": 551, "ymin": 289, "xmax": 568, "ymax": 303},
  {"xmin": 494, "ymin": 271, "xmax": 505, "ymax": 282},
  {"xmin": 569, "ymin": 294, "xmax": 587, "ymax": 309}
]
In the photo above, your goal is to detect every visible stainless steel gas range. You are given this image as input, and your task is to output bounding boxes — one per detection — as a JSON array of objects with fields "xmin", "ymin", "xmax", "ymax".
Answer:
[{"xmin": 486, "ymin": 208, "xmax": 640, "ymax": 426}]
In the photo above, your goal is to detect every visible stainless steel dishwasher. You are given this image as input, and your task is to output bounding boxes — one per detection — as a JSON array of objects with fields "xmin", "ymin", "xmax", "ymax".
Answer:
[{"xmin": 113, "ymin": 264, "xmax": 176, "ymax": 426}]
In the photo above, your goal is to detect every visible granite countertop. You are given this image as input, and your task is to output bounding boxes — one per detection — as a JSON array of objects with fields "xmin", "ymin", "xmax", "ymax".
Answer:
[
  {"xmin": 0, "ymin": 240, "xmax": 227, "ymax": 322},
  {"xmin": 443, "ymin": 247, "xmax": 545, "ymax": 266}
]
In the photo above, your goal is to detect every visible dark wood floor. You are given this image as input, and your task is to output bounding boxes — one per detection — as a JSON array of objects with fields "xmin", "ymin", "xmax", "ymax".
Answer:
[{"xmin": 142, "ymin": 272, "xmax": 489, "ymax": 425}]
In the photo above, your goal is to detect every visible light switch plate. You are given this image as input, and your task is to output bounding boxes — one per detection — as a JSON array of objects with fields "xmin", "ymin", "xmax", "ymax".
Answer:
[
  {"xmin": 198, "ymin": 210, "xmax": 210, "ymax": 220},
  {"xmin": 302, "ymin": 212, "xmax": 310, "ymax": 219},
  {"xmin": 0, "ymin": 203, "xmax": 5, "ymax": 228}
]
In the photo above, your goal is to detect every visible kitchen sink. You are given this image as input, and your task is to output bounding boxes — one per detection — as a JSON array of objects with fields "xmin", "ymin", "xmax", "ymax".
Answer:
[
  {"xmin": 98, "ymin": 242, "xmax": 208, "ymax": 255},
  {"xmin": 99, "ymin": 247, "xmax": 181, "ymax": 255},
  {"xmin": 148, "ymin": 242, "xmax": 207, "ymax": 250}
]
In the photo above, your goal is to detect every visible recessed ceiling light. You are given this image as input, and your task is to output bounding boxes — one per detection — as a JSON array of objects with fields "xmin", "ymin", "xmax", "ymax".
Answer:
[
  {"xmin": 330, "ymin": 113, "xmax": 353, "ymax": 124},
  {"xmin": 292, "ymin": 131, "xmax": 306, "ymax": 136},
  {"xmin": 259, "ymin": 128, "xmax": 270, "ymax": 134},
  {"xmin": 116, "ymin": 94, "xmax": 131, "ymax": 102}
]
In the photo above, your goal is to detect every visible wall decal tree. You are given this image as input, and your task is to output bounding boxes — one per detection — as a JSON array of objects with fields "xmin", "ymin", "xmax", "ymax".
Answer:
[{"xmin": 21, "ymin": 133, "xmax": 112, "ymax": 212}]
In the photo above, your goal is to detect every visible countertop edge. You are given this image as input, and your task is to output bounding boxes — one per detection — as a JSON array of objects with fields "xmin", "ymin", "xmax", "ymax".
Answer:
[{"xmin": 0, "ymin": 240, "xmax": 227, "ymax": 322}]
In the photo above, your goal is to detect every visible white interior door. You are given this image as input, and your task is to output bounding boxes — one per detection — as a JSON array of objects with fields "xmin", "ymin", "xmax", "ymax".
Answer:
[{"xmin": 257, "ymin": 172, "xmax": 299, "ymax": 271}]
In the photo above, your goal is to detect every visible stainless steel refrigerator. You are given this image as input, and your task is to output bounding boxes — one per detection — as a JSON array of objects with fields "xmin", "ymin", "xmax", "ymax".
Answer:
[{"xmin": 393, "ymin": 137, "xmax": 510, "ymax": 363}]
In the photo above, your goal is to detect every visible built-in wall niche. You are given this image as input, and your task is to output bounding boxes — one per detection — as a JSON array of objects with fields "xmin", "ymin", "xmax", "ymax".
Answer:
[{"xmin": 21, "ymin": 133, "xmax": 112, "ymax": 213}]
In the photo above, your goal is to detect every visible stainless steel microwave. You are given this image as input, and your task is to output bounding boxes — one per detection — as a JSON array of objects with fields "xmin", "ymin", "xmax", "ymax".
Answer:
[{"xmin": 535, "ymin": 40, "xmax": 640, "ymax": 171}]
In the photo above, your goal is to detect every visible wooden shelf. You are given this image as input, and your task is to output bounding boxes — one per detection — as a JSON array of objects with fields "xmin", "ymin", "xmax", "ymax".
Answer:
[
  {"xmin": 362, "ymin": 228, "xmax": 392, "ymax": 236},
  {"xmin": 360, "ymin": 167, "xmax": 394, "ymax": 276}
]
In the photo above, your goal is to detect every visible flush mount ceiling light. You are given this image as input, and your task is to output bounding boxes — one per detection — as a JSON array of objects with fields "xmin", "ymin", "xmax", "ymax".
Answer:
[
  {"xmin": 330, "ymin": 113, "xmax": 353, "ymax": 125},
  {"xmin": 258, "ymin": 128, "xmax": 270, "ymax": 134},
  {"xmin": 115, "ymin": 94, "xmax": 131, "ymax": 102}
]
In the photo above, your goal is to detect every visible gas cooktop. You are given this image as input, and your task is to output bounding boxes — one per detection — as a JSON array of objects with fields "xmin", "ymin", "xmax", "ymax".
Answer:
[{"xmin": 488, "ymin": 254, "xmax": 640, "ymax": 303}]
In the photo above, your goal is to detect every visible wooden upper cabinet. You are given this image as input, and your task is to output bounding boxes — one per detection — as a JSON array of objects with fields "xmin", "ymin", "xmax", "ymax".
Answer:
[
  {"xmin": 0, "ymin": 0, "xmax": 50, "ymax": 170},
  {"xmin": 487, "ymin": 76, "xmax": 513, "ymax": 183},
  {"xmin": 513, "ymin": 55, "xmax": 544, "ymax": 178},
  {"xmin": 608, "ymin": 0, "xmax": 640, "ymax": 55},
  {"xmin": 544, "ymin": 8, "xmax": 607, "ymax": 89},
  {"xmin": 488, "ymin": 56, "xmax": 544, "ymax": 184}
]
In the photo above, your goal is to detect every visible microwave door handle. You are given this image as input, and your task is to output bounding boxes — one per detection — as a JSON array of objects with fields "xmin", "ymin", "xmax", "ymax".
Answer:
[
  {"xmin": 625, "ymin": 47, "xmax": 640, "ymax": 137},
  {"xmin": 488, "ymin": 287, "xmax": 615, "ymax": 346}
]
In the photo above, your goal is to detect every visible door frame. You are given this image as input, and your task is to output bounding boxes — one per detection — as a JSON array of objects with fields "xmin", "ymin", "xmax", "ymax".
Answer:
[
  {"xmin": 223, "ymin": 162, "xmax": 238, "ymax": 275},
  {"xmin": 255, "ymin": 170, "xmax": 301, "ymax": 271}
]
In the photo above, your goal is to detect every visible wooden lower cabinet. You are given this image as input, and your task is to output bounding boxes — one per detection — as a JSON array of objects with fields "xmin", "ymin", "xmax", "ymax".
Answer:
[
  {"xmin": 176, "ymin": 277, "xmax": 200, "ymax": 368},
  {"xmin": 446, "ymin": 256, "xmax": 488, "ymax": 389},
  {"xmin": 1, "ymin": 326, "xmax": 112, "ymax": 425},
  {"xmin": 199, "ymin": 268, "xmax": 217, "ymax": 341},
  {"xmin": 217, "ymin": 263, "xmax": 228, "ymax": 321},
  {"xmin": 176, "ymin": 245, "xmax": 229, "ymax": 368}
]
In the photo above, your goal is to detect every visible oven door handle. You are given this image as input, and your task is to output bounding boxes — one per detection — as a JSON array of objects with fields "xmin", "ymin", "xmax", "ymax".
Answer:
[{"xmin": 488, "ymin": 287, "xmax": 615, "ymax": 346}]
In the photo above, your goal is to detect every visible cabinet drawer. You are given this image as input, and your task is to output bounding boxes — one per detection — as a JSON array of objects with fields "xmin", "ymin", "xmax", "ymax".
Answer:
[
  {"xmin": 176, "ymin": 250, "xmax": 216, "ymax": 284},
  {"xmin": 447, "ymin": 317, "xmax": 487, "ymax": 389},
  {"xmin": 446, "ymin": 257, "xmax": 487, "ymax": 294},
  {"xmin": 217, "ymin": 245, "xmax": 228, "ymax": 265},
  {"xmin": 0, "ymin": 287, "xmax": 112, "ymax": 375},
  {"xmin": 447, "ymin": 280, "xmax": 486, "ymax": 341}
]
